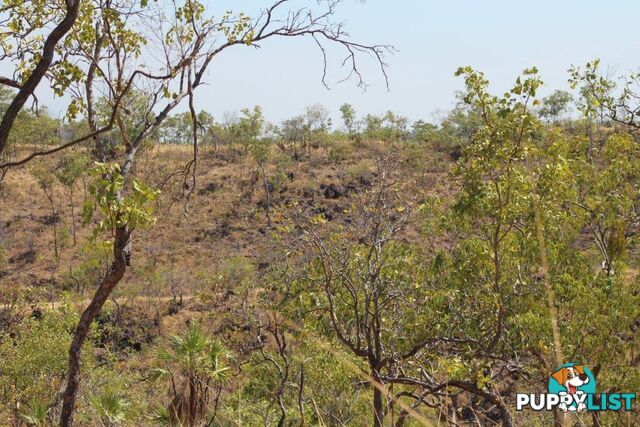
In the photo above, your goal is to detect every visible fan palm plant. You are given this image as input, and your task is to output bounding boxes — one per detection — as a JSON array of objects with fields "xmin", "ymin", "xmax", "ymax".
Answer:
[
  {"xmin": 91, "ymin": 390, "xmax": 130, "ymax": 426},
  {"xmin": 149, "ymin": 325, "xmax": 230, "ymax": 426}
]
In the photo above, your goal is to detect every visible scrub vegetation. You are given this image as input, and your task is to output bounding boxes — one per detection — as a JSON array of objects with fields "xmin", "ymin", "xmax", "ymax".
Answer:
[{"xmin": 0, "ymin": 1, "xmax": 639, "ymax": 426}]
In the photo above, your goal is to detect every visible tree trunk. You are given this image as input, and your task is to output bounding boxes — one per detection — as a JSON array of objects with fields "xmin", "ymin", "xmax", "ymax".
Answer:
[
  {"xmin": 497, "ymin": 401, "xmax": 513, "ymax": 427},
  {"xmin": 86, "ymin": 30, "xmax": 105, "ymax": 163},
  {"xmin": 533, "ymin": 202, "xmax": 565, "ymax": 427},
  {"xmin": 372, "ymin": 369, "xmax": 384, "ymax": 427},
  {"xmin": 59, "ymin": 226, "xmax": 130, "ymax": 426},
  {"xmin": 259, "ymin": 163, "xmax": 271, "ymax": 227},
  {"xmin": 45, "ymin": 190, "xmax": 59, "ymax": 263},
  {"xmin": 69, "ymin": 189, "xmax": 76, "ymax": 246},
  {"xmin": 188, "ymin": 376, "xmax": 197, "ymax": 426}
]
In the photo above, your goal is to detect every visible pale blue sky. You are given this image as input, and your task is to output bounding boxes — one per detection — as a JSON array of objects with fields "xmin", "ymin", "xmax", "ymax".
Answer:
[
  {"xmin": 196, "ymin": 0, "xmax": 639, "ymax": 124},
  {"xmin": 30, "ymin": 1, "xmax": 640, "ymax": 125}
]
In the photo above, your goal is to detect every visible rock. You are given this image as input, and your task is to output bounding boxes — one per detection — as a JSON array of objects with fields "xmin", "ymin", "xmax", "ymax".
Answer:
[
  {"xmin": 358, "ymin": 175, "xmax": 373, "ymax": 187},
  {"xmin": 39, "ymin": 214, "xmax": 60, "ymax": 225},
  {"xmin": 198, "ymin": 182, "xmax": 222, "ymax": 195},
  {"xmin": 322, "ymin": 183, "xmax": 344, "ymax": 199},
  {"xmin": 9, "ymin": 249, "xmax": 36, "ymax": 265}
]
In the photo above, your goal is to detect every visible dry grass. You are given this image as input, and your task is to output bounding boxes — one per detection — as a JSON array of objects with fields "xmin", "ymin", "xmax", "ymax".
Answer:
[{"xmin": 0, "ymin": 141, "xmax": 448, "ymax": 305}]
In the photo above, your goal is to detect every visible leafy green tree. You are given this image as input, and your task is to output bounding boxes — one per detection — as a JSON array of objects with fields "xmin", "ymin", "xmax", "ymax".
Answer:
[
  {"xmin": 569, "ymin": 60, "xmax": 616, "ymax": 147},
  {"xmin": 159, "ymin": 110, "xmax": 216, "ymax": 146},
  {"xmin": 61, "ymin": 162, "xmax": 159, "ymax": 424},
  {"xmin": 196, "ymin": 111, "xmax": 217, "ymax": 148},
  {"xmin": 339, "ymin": 103, "xmax": 359, "ymax": 142},
  {"xmin": 285, "ymin": 161, "xmax": 450, "ymax": 427},
  {"xmin": 304, "ymin": 104, "xmax": 331, "ymax": 157},
  {"xmin": 446, "ymin": 66, "xmax": 548, "ymax": 425},
  {"xmin": 538, "ymin": 89, "xmax": 573, "ymax": 123},
  {"xmin": 363, "ymin": 113, "xmax": 384, "ymax": 140},
  {"xmin": 56, "ymin": 154, "xmax": 90, "ymax": 246},
  {"xmin": 572, "ymin": 133, "xmax": 640, "ymax": 274},
  {"xmin": 238, "ymin": 106, "xmax": 265, "ymax": 153},
  {"xmin": 382, "ymin": 110, "xmax": 408, "ymax": 141},
  {"xmin": 410, "ymin": 119, "xmax": 437, "ymax": 143},
  {"xmin": 432, "ymin": 103, "xmax": 482, "ymax": 158},
  {"xmin": 251, "ymin": 137, "xmax": 273, "ymax": 227},
  {"xmin": 159, "ymin": 113, "xmax": 192, "ymax": 145},
  {"xmin": 361, "ymin": 111, "xmax": 408, "ymax": 142},
  {"xmin": 277, "ymin": 115, "xmax": 307, "ymax": 159},
  {"xmin": 32, "ymin": 163, "xmax": 61, "ymax": 263}
]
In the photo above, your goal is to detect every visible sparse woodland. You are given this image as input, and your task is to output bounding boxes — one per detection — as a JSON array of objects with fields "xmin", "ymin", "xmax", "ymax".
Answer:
[{"xmin": 0, "ymin": 1, "xmax": 639, "ymax": 426}]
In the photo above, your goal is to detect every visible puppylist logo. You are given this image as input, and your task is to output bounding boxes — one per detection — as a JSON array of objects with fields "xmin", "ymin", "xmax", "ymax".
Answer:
[{"xmin": 516, "ymin": 363, "xmax": 636, "ymax": 413}]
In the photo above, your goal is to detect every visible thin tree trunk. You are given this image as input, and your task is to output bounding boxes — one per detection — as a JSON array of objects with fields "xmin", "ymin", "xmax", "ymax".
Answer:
[
  {"xmin": 298, "ymin": 363, "xmax": 305, "ymax": 426},
  {"xmin": 52, "ymin": 216, "xmax": 59, "ymax": 262},
  {"xmin": 53, "ymin": 219, "xmax": 60, "ymax": 266},
  {"xmin": 259, "ymin": 162, "xmax": 271, "ymax": 227},
  {"xmin": 372, "ymin": 369, "xmax": 384, "ymax": 427},
  {"xmin": 533, "ymin": 202, "xmax": 563, "ymax": 363},
  {"xmin": 59, "ymin": 226, "xmax": 130, "ymax": 427},
  {"xmin": 69, "ymin": 189, "xmax": 76, "ymax": 246},
  {"xmin": 44, "ymin": 189, "xmax": 59, "ymax": 263},
  {"xmin": 80, "ymin": 176, "xmax": 87, "ymax": 202},
  {"xmin": 533, "ymin": 200, "xmax": 566, "ymax": 427},
  {"xmin": 86, "ymin": 29, "xmax": 105, "ymax": 162}
]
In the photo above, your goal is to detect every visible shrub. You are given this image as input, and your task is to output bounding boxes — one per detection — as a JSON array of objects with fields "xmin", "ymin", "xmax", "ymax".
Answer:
[
  {"xmin": 0, "ymin": 306, "xmax": 80, "ymax": 420},
  {"xmin": 327, "ymin": 140, "xmax": 352, "ymax": 164}
]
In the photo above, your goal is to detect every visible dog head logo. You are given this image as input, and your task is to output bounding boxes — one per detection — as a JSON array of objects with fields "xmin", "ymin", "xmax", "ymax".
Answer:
[
  {"xmin": 550, "ymin": 364, "xmax": 593, "ymax": 394},
  {"xmin": 518, "ymin": 362, "xmax": 634, "ymax": 413},
  {"xmin": 548, "ymin": 363, "xmax": 596, "ymax": 411}
]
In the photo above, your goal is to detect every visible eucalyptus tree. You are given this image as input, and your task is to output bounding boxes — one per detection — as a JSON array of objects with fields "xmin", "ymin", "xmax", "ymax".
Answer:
[
  {"xmin": 304, "ymin": 103, "xmax": 331, "ymax": 157},
  {"xmin": 572, "ymin": 133, "xmax": 640, "ymax": 275},
  {"xmin": 538, "ymin": 90, "xmax": 573, "ymax": 123},
  {"xmin": 570, "ymin": 59, "xmax": 640, "ymax": 133},
  {"xmin": 339, "ymin": 102, "xmax": 359, "ymax": 142},
  {"xmin": 286, "ymin": 158, "xmax": 457, "ymax": 427},
  {"xmin": 277, "ymin": 115, "xmax": 307, "ymax": 159},
  {"xmin": 238, "ymin": 105, "xmax": 265, "ymax": 154},
  {"xmin": 55, "ymin": 154, "xmax": 90, "ymax": 246},
  {"xmin": 450, "ymin": 65, "xmax": 640, "ymax": 426},
  {"xmin": 251, "ymin": 137, "xmax": 273, "ymax": 227},
  {"xmin": 443, "ymin": 66, "xmax": 552, "ymax": 425}
]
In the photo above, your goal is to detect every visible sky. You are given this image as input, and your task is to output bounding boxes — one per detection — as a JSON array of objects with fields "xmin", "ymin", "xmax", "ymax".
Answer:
[{"xmin": 19, "ymin": 0, "xmax": 640, "ymax": 125}]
